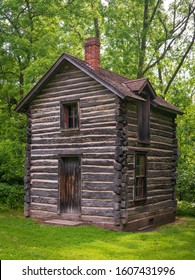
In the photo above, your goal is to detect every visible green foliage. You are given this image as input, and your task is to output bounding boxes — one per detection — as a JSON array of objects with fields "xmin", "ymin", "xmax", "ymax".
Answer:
[
  {"xmin": 177, "ymin": 201, "xmax": 195, "ymax": 217},
  {"xmin": 175, "ymin": 104, "xmax": 195, "ymax": 202},
  {"xmin": 0, "ymin": 108, "xmax": 26, "ymax": 184},
  {"xmin": 0, "ymin": 183, "xmax": 24, "ymax": 209}
]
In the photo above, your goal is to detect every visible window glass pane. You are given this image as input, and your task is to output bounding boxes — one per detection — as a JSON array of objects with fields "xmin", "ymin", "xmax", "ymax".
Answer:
[{"xmin": 63, "ymin": 103, "xmax": 78, "ymax": 129}]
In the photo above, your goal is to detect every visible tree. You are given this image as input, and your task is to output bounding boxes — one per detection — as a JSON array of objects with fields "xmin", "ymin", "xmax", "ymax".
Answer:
[
  {"xmin": 0, "ymin": 0, "xmax": 100, "ymax": 183},
  {"xmin": 102, "ymin": 0, "xmax": 195, "ymax": 97},
  {"xmin": 0, "ymin": 0, "xmax": 194, "ymax": 190}
]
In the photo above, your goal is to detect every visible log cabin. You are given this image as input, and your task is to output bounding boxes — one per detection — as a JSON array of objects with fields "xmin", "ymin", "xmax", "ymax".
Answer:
[{"xmin": 15, "ymin": 37, "xmax": 182, "ymax": 231}]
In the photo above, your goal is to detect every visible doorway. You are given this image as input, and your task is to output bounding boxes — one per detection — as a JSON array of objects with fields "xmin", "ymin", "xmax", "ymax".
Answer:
[{"xmin": 59, "ymin": 157, "xmax": 81, "ymax": 214}]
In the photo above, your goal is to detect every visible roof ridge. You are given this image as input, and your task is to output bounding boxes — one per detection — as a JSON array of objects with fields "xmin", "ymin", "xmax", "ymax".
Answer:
[{"xmin": 123, "ymin": 77, "xmax": 147, "ymax": 84}]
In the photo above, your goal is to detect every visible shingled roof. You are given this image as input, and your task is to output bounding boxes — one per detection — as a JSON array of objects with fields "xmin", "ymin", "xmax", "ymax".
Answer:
[{"xmin": 15, "ymin": 52, "xmax": 183, "ymax": 115}]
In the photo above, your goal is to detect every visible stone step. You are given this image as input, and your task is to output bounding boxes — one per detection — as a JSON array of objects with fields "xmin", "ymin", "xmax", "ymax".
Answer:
[{"xmin": 44, "ymin": 219, "xmax": 84, "ymax": 226}]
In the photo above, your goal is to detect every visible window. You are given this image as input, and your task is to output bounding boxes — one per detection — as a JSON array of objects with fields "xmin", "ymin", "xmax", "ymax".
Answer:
[
  {"xmin": 138, "ymin": 95, "xmax": 150, "ymax": 143},
  {"xmin": 61, "ymin": 102, "xmax": 79, "ymax": 130},
  {"xmin": 135, "ymin": 153, "xmax": 147, "ymax": 200}
]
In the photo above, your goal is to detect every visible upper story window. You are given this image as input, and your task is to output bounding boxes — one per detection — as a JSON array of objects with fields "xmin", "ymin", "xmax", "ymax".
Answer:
[
  {"xmin": 137, "ymin": 95, "xmax": 150, "ymax": 143},
  {"xmin": 135, "ymin": 153, "xmax": 147, "ymax": 200},
  {"xmin": 60, "ymin": 101, "xmax": 79, "ymax": 130}
]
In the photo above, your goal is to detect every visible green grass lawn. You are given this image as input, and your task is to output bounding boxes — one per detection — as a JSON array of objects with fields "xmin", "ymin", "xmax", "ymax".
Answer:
[{"xmin": 0, "ymin": 207, "xmax": 195, "ymax": 260}]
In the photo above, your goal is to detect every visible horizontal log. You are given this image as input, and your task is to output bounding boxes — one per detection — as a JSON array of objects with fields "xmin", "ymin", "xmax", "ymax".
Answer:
[
  {"xmin": 151, "ymin": 109, "xmax": 173, "ymax": 123},
  {"xmin": 32, "ymin": 128, "xmax": 117, "ymax": 138},
  {"xmin": 31, "ymin": 100, "xmax": 59, "ymax": 109},
  {"xmin": 147, "ymin": 170, "xmax": 172, "ymax": 178},
  {"xmin": 81, "ymin": 97, "xmax": 116, "ymax": 108},
  {"xmin": 34, "ymin": 84, "xmax": 104, "ymax": 101},
  {"xmin": 30, "ymin": 209, "xmax": 58, "ymax": 220},
  {"xmin": 31, "ymin": 181, "xmax": 58, "ymax": 189},
  {"xmin": 81, "ymin": 103, "xmax": 116, "ymax": 113},
  {"xmin": 148, "ymin": 162, "xmax": 173, "ymax": 170},
  {"xmin": 126, "ymin": 117, "xmax": 137, "ymax": 125},
  {"xmin": 150, "ymin": 129, "xmax": 173, "ymax": 139},
  {"xmin": 54, "ymin": 67, "xmax": 87, "ymax": 79},
  {"xmin": 81, "ymin": 108, "xmax": 115, "ymax": 118},
  {"xmin": 81, "ymin": 215, "xmax": 114, "ymax": 224},
  {"xmin": 127, "ymin": 147, "xmax": 173, "ymax": 157},
  {"xmin": 81, "ymin": 207, "xmax": 113, "ymax": 217},
  {"xmin": 149, "ymin": 142, "xmax": 173, "ymax": 150},
  {"xmin": 127, "ymin": 125, "xmax": 137, "ymax": 133},
  {"xmin": 46, "ymin": 74, "xmax": 94, "ymax": 88},
  {"xmin": 31, "ymin": 173, "xmax": 58, "ymax": 180},
  {"xmin": 150, "ymin": 135, "xmax": 173, "ymax": 145},
  {"xmin": 81, "ymin": 199, "xmax": 113, "ymax": 207},
  {"xmin": 82, "ymin": 166, "xmax": 114, "ymax": 173},
  {"xmin": 150, "ymin": 123, "xmax": 173, "ymax": 133},
  {"xmin": 147, "ymin": 189, "xmax": 172, "ymax": 196},
  {"xmin": 31, "ymin": 196, "xmax": 58, "ymax": 205},
  {"xmin": 126, "ymin": 102, "xmax": 137, "ymax": 111},
  {"xmin": 82, "ymin": 173, "xmax": 115, "ymax": 182},
  {"xmin": 147, "ymin": 177, "xmax": 172, "ymax": 185},
  {"xmin": 32, "ymin": 135, "xmax": 116, "ymax": 145},
  {"xmin": 82, "ymin": 158, "xmax": 115, "ymax": 166},
  {"xmin": 37, "ymin": 90, "xmax": 112, "ymax": 107},
  {"xmin": 82, "ymin": 181, "xmax": 114, "ymax": 191},
  {"xmin": 31, "ymin": 141, "xmax": 116, "ymax": 150},
  {"xmin": 126, "ymin": 200, "xmax": 174, "ymax": 217},
  {"xmin": 84, "ymin": 153, "xmax": 115, "ymax": 159},
  {"xmin": 126, "ymin": 207, "xmax": 173, "ymax": 222},
  {"xmin": 31, "ymin": 203, "xmax": 57, "ymax": 213},
  {"xmin": 31, "ymin": 167, "xmax": 58, "ymax": 173},
  {"xmin": 82, "ymin": 191, "xmax": 113, "ymax": 199},
  {"xmin": 31, "ymin": 155, "xmax": 59, "ymax": 160},
  {"xmin": 31, "ymin": 189, "xmax": 58, "ymax": 198},
  {"xmin": 31, "ymin": 160, "xmax": 58, "ymax": 166},
  {"xmin": 31, "ymin": 146, "xmax": 116, "ymax": 156},
  {"xmin": 81, "ymin": 115, "xmax": 115, "ymax": 124},
  {"xmin": 31, "ymin": 107, "xmax": 59, "ymax": 115},
  {"xmin": 32, "ymin": 122, "xmax": 59, "ymax": 130},
  {"xmin": 40, "ymin": 79, "xmax": 99, "ymax": 96},
  {"xmin": 82, "ymin": 122, "xmax": 116, "ymax": 129},
  {"xmin": 31, "ymin": 126, "xmax": 59, "ymax": 134},
  {"xmin": 148, "ymin": 156, "xmax": 173, "ymax": 163},
  {"xmin": 147, "ymin": 194, "xmax": 173, "ymax": 204},
  {"xmin": 32, "ymin": 116, "xmax": 60, "ymax": 124}
]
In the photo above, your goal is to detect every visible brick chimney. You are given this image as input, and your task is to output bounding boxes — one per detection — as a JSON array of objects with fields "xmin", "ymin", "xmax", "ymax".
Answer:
[{"xmin": 84, "ymin": 37, "xmax": 100, "ymax": 71}]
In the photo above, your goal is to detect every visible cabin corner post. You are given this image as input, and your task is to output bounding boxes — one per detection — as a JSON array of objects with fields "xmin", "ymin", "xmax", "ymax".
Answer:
[
  {"xmin": 24, "ymin": 108, "xmax": 32, "ymax": 217},
  {"xmin": 114, "ymin": 98, "xmax": 128, "ymax": 227},
  {"xmin": 172, "ymin": 119, "xmax": 178, "ymax": 210}
]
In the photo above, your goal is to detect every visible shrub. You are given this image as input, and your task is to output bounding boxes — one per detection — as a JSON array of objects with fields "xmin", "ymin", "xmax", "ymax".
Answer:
[
  {"xmin": 0, "ymin": 140, "xmax": 25, "ymax": 184},
  {"xmin": 176, "ymin": 201, "xmax": 195, "ymax": 217},
  {"xmin": 0, "ymin": 183, "xmax": 24, "ymax": 209}
]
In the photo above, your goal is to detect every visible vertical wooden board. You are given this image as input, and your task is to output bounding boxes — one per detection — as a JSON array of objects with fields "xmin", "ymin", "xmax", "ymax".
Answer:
[{"xmin": 59, "ymin": 157, "xmax": 80, "ymax": 214}]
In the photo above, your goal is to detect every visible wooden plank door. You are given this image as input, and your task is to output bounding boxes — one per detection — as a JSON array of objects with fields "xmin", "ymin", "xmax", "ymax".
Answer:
[{"xmin": 59, "ymin": 157, "xmax": 80, "ymax": 214}]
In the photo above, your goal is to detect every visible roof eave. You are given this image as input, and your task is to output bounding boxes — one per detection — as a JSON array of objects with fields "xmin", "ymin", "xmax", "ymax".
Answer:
[{"xmin": 151, "ymin": 100, "xmax": 183, "ymax": 115}]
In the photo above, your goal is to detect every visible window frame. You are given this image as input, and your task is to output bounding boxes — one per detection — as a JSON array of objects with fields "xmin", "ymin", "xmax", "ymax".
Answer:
[
  {"xmin": 137, "ymin": 94, "xmax": 150, "ymax": 143},
  {"xmin": 60, "ymin": 100, "xmax": 80, "ymax": 131},
  {"xmin": 134, "ymin": 152, "xmax": 147, "ymax": 201}
]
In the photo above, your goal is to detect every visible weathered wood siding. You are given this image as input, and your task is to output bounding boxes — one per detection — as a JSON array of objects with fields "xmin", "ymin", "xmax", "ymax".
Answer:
[
  {"xmin": 125, "ymin": 101, "xmax": 177, "ymax": 230},
  {"xmin": 27, "ymin": 62, "xmax": 118, "ymax": 222}
]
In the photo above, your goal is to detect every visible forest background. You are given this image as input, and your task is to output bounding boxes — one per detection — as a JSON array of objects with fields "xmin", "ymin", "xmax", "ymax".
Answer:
[{"xmin": 0, "ymin": 0, "xmax": 194, "ymax": 206}]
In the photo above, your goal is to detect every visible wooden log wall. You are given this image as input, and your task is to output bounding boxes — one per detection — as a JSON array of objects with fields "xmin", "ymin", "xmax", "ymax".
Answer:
[
  {"xmin": 28, "ymin": 62, "xmax": 118, "ymax": 222},
  {"xmin": 24, "ymin": 108, "xmax": 32, "ymax": 217},
  {"xmin": 125, "ymin": 103, "xmax": 177, "ymax": 228}
]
